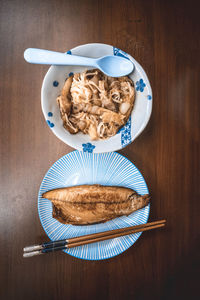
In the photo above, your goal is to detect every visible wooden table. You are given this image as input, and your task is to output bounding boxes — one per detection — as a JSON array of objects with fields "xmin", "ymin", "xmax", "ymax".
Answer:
[{"xmin": 1, "ymin": 0, "xmax": 199, "ymax": 299}]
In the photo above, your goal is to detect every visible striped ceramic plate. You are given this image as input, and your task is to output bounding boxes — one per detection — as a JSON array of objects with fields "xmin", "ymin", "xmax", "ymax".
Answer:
[{"xmin": 38, "ymin": 151, "xmax": 150, "ymax": 260}]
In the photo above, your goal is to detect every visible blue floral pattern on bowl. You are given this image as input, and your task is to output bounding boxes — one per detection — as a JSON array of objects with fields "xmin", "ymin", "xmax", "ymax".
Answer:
[
  {"xmin": 113, "ymin": 47, "xmax": 130, "ymax": 60},
  {"xmin": 47, "ymin": 120, "xmax": 54, "ymax": 128},
  {"xmin": 136, "ymin": 79, "xmax": 146, "ymax": 92},
  {"xmin": 120, "ymin": 116, "xmax": 132, "ymax": 147},
  {"xmin": 82, "ymin": 143, "xmax": 95, "ymax": 153},
  {"xmin": 53, "ymin": 81, "xmax": 59, "ymax": 87}
]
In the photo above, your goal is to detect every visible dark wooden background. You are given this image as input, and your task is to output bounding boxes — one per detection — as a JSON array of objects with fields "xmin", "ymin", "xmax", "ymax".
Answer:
[{"xmin": 0, "ymin": 0, "xmax": 199, "ymax": 299}]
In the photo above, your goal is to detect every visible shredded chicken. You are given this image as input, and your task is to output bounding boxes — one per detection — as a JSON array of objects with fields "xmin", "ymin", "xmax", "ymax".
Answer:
[{"xmin": 57, "ymin": 69, "xmax": 135, "ymax": 140}]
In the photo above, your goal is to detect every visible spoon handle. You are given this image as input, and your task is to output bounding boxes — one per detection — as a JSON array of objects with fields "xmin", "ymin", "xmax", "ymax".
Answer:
[{"xmin": 24, "ymin": 48, "xmax": 97, "ymax": 67}]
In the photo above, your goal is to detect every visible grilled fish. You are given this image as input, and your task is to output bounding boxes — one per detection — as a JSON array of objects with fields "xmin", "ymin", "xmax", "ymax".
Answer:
[{"xmin": 42, "ymin": 185, "xmax": 150, "ymax": 225}]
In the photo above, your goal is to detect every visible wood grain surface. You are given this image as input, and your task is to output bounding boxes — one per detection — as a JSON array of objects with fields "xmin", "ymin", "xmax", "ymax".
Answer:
[{"xmin": 0, "ymin": 0, "xmax": 199, "ymax": 299}]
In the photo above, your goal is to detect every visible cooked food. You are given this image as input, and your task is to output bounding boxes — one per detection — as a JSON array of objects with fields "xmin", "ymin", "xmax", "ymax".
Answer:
[
  {"xmin": 57, "ymin": 69, "xmax": 135, "ymax": 140},
  {"xmin": 42, "ymin": 185, "xmax": 150, "ymax": 225}
]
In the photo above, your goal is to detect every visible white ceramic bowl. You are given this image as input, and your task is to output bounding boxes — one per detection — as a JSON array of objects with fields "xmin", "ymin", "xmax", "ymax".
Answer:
[{"xmin": 41, "ymin": 43, "xmax": 152, "ymax": 153}]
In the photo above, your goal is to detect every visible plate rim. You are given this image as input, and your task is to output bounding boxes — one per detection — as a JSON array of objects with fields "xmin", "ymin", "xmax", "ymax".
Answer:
[
  {"xmin": 41, "ymin": 43, "xmax": 153, "ymax": 153},
  {"xmin": 38, "ymin": 150, "xmax": 150, "ymax": 260}
]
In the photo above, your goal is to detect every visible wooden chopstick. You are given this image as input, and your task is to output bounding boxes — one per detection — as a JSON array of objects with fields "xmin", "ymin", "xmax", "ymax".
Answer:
[
  {"xmin": 23, "ymin": 220, "xmax": 166, "ymax": 257},
  {"xmin": 67, "ymin": 219, "xmax": 166, "ymax": 244},
  {"xmin": 67, "ymin": 221, "xmax": 166, "ymax": 248}
]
